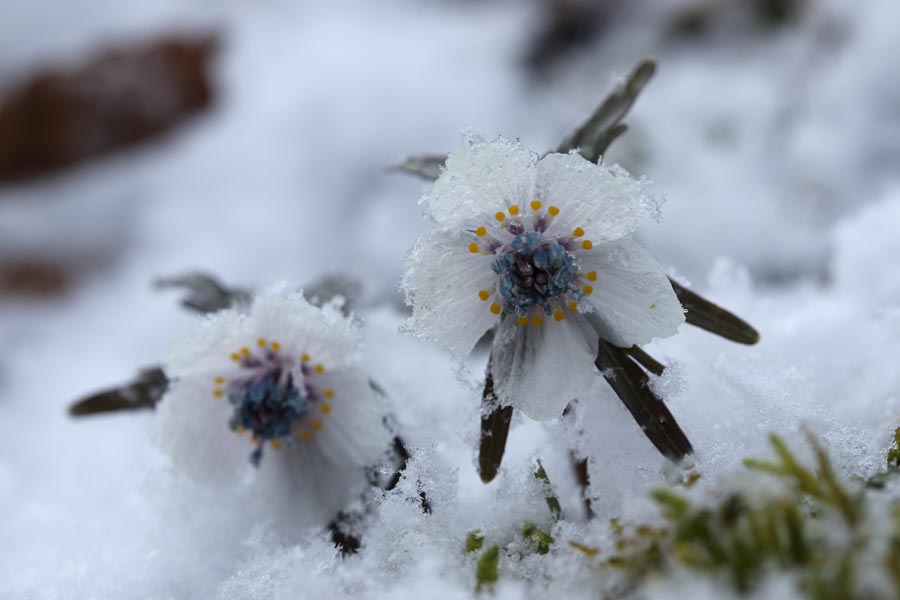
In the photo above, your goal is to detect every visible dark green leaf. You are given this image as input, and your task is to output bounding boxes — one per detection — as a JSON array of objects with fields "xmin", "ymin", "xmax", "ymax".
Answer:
[
  {"xmin": 478, "ymin": 357, "xmax": 513, "ymax": 483},
  {"xmin": 154, "ymin": 272, "xmax": 250, "ymax": 314},
  {"xmin": 68, "ymin": 367, "xmax": 168, "ymax": 416},
  {"xmin": 624, "ymin": 345, "xmax": 666, "ymax": 376},
  {"xmin": 388, "ymin": 154, "xmax": 447, "ymax": 182},
  {"xmin": 669, "ymin": 278, "xmax": 760, "ymax": 345},
  {"xmin": 595, "ymin": 340, "xmax": 693, "ymax": 462},
  {"xmin": 533, "ymin": 459, "xmax": 563, "ymax": 521}
]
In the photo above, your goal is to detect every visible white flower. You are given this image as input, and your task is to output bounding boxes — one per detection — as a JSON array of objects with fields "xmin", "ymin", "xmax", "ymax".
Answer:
[
  {"xmin": 156, "ymin": 285, "xmax": 391, "ymax": 527},
  {"xmin": 403, "ymin": 138, "xmax": 684, "ymax": 421}
]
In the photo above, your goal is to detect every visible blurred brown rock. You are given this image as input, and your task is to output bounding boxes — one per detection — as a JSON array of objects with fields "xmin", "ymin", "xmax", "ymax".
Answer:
[{"xmin": 0, "ymin": 34, "xmax": 218, "ymax": 183}]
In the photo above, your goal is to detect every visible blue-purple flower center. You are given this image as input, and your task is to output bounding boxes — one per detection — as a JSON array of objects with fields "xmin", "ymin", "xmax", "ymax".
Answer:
[{"xmin": 492, "ymin": 231, "xmax": 581, "ymax": 313}]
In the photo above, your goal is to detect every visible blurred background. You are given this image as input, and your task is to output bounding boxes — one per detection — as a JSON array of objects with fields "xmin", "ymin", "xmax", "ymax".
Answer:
[{"xmin": 2, "ymin": 0, "xmax": 900, "ymax": 597}]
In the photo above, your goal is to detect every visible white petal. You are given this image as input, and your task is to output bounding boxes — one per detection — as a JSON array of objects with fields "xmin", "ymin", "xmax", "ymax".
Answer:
[
  {"xmin": 579, "ymin": 237, "xmax": 685, "ymax": 346},
  {"xmin": 423, "ymin": 139, "xmax": 538, "ymax": 229},
  {"xmin": 154, "ymin": 378, "xmax": 252, "ymax": 486},
  {"xmin": 303, "ymin": 368, "xmax": 391, "ymax": 467},
  {"xmin": 403, "ymin": 228, "xmax": 499, "ymax": 358},
  {"xmin": 256, "ymin": 443, "xmax": 366, "ymax": 528},
  {"xmin": 536, "ymin": 153, "xmax": 645, "ymax": 242},
  {"xmin": 491, "ymin": 312, "xmax": 599, "ymax": 421},
  {"xmin": 165, "ymin": 309, "xmax": 246, "ymax": 377}
]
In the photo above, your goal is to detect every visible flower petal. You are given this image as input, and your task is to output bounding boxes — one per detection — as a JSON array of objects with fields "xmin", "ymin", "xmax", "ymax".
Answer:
[
  {"xmin": 423, "ymin": 139, "xmax": 538, "ymax": 229},
  {"xmin": 403, "ymin": 228, "xmax": 499, "ymax": 358},
  {"xmin": 490, "ymin": 312, "xmax": 599, "ymax": 421},
  {"xmin": 536, "ymin": 152, "xmax": 645, "ymax": 242},
  {"xmin": 579, "ymin": 237, "xmax": 685, "ymax": 347},
  {"xmin": 304, "ymin": 368, "xmax": 391, "ymax": 467}
]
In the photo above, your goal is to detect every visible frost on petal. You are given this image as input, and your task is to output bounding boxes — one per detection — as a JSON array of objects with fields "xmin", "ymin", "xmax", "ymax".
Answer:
[
  {"xmin": 491, "ymin": 313, "xmax": 599, "ymax": 421},
  {"xmin": 155, "ymin": 377, "xmax": 251, "ymax": 486},
  {"xmin": 536, "ymin": 152, "xmax": 646, "ymax": 242},
  {"xmin": 580, "ymin": 237, "xmax": 685, "ymax": 347},
  {"xmin": 305, "ymin": 368, "xmax": 391, "ymax": 467},
  {"xmin": 403, "ymin": 229, "xmax": 499, "ymax": 358},
  {"xmin": 165, "ymin": 308, "xmax": 245, "ymax": 378},
  {"xmin": 423, "ymin": 139, "xmax": 538, "ymax": 229},
  {"xmin": 256, "ymin": 443, "xmax": 366, "ymax": 528}
]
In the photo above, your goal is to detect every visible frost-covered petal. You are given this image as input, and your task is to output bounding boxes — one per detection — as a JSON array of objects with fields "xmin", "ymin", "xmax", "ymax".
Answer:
[
  {"xmin": 423, "ymin": 139, "xmax": 538, "ymax": 229},
  {"xmin": 491, "ymin": 312, "xmax": 599, "ymax": 421},
  {"xmin": 580, "ymin": 238, "xmax": 685, "ymax": 347},
  {"xmin": 255, "ymin": 442, "xmax": 366, "ymax": 528},
  {"xmin": 536, "ymin": 152, "xmax": 645, "ymax": 242},
  {"xmin": 403, "ymin": 228, "xmax": 499, "ymax": 358},
  {"xmin": 155, "ymin": 376, "xmax": 252, "ymax": 486},
  {"xmin": 302, "ymin": 368, "xmax": 391, "ymax": 467}
]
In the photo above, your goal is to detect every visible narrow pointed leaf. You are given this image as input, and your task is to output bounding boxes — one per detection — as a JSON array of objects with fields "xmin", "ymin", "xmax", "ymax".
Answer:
[
  {"xmin": 154, "ymin": 272, "xmax": 250, "ymax": 314},
  {"xmin": 668, "ymin": 278, "xmax": 760, "ymax": 345},
  {"xmin": 478, "ymin": 358, "xmax": 513, "ymax": 483},
  {"xmin": 595, "ymin": 340, "xmax": 693, "ymax": 461},
  {"xmin": 69, "ymin": 367, "xmax": 168, "ymax": 416},
  {"xmin": 557, "ymin": 58, "xmax": 656, "ymax": 161},
  {"xmin": 388, "ymin": 154, "xmax": 446, "ymax": 182},
  {"xmin": 624, "ymin": 344, "xmax": 666, "ymax": 376}
]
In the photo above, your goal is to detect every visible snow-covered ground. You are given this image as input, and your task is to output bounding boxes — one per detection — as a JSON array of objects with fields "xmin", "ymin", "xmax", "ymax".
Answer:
[{"xmin": 2, "ymin": 0, "xmax": 900, "ymax": 598}]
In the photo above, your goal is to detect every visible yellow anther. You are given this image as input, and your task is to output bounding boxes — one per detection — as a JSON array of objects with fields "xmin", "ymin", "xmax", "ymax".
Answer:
[
  {"xmin": 301, "ymin": 431, "xmax": 312, "ymax": 442},
  {"xmin": 240, "ymin": 347, "xmax": 250, "ymax": 356},
  {"xmin": 230, "ymin": 352, "xmax": 240, "ymax": 361},
  {"xmin": 495, "ymin": 211, "xmax": 506, "ymax": 221},
  {"xmin": 490, "ymin": 303, "xmax": 502, "ymax": 315},
  {"xmin": 530, "ymin": 200, "xmax": 542, "ymax": 211},
  {"xmin": 271, "ymin": 341, "xmax": 280, "ymax": 351},
  {"xmin": 586, "ymin": 271, "xmax": 597, "ymax": 282},
  {"xmin": 478, "ymin": 290, "xmax": 491, "ymax": 301},
  {"xmin": 257, "ymin": 338, "xmax": 266, "ymax": 347},
  {"xmin": 271, "ymin": 439, "xmax": 283, "ymax": 450},
  {"xmin": 321, "ymin": 404, "xmax": 332, "ymax": 414},
  {"xmin": 301, "ymin": 353, "xmax": 310, "ymax": 363},
  {"xmin": 323, "ymin": 389, "xmax": 334, "ymax": 399},
  {"xmin": 468, "ymin": 242, "xmax": 480, "ymax": 254},
  {"xmin": 532, "ymin": 315, "xmax": 544, "ymax": 326},
  {"xmin": 312, "ymin": 421, "xmax": 323, "ymax": 431},
  {"xmin": 569, "ymin": 300, "xmax": 579, "ymax": 312},
  {"xmin": 235, "ymin": 426, "xmax": 246, "ymax": 435},
  {"xmin": 314, "ymin": 364, "xmax": 325, "ymax": 375},
  {"xmin": 213, "ymin": 389, "xmax": 224, "ymax": 398},
  {"xmin": 508, "ymin": 205, "xmax": 520, "ymax": 216},
  {"xmin": 583, "ymin": 285, "xmax": 594, "ymax": 295},
  {"xmin": 516, "ymin": 316, "xmax": 529, "ymax": 326},
  {"xmin": 554, "ymin": 310, "xmax": 566, "ymax": 322},
  {"xmin": 475, "ymin": 226, "xmax": 487, "ymax": 237},
  {"xmin": 573, "ymin": 227, "xmax": 585, "ymax": 238},
  {"xmin": 547, "ymin": 205, "xmax": 560, "ymax": 216},
  {"xmin": 581, "ymin": 240, "xmax": 593, "ymax": 250},
  {"xmin": 214, "ymin": 376, "xmax": 225, "ymax": 385}
]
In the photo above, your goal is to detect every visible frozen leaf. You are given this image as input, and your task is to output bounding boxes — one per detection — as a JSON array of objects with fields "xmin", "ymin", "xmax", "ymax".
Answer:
[
  {"xmin": 478, "ymin": 358, "xmax": 514, "ymax": 483},
  {"xmin": 154, "ymin": 272, "xmax": 250, "ymax": 314},
  {"xmin": 68, "ymin": 366, "xmax": 167, "ymax": 416},
  {"xmin": 388, "ymin": 154, "xmax": 447, "ymax": 182},
  {"xmin": 669, "ymin": 277, "xmax": 760, "ymax": 345}
]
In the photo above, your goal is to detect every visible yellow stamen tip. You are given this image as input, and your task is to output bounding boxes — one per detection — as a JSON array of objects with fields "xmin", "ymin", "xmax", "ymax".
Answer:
[
  {"xmin": 581, "ymin": 240, "xmax": 593, "ymax": 250},
  {"xmin": 321, "ymin": 403, "xmax": 332, "ymax": 414},
  {"xmin": 213, "ymin": 389, "xmax": 224, "ymax": 398},
  {"xmin": 490, "ymin": 303, "xmax": 502, "ymax": 315},
  {"xmin": 323, "ymin": 389, "xmax": 334, "ymax": 399},
  {"xmin": 475, "ymin": 226, "xmax": 487, "ymax": 237},
  {"xmin": 508, "ymin": 205, "xmax": 519, "ymax": 216},
  {"xmin": 548, "ymin": 205, "xmax": 560, "ymax": 216},
  {"xmin": 235, "ymin": 426, "xmax": 246, "ymax": 435},
  {"xmin": 586, "ymin": 271, "xmax": 597, "ymax": 282},
  {"xmin": 532, "ymin": 315, "xmax": 544, "ymax": 326},
  {"xmin": 495, "ymin": 211, "xmax": 506, "ymax": 221},
  {"xmin": 530, "ymin": 200, "xmax": 542, "ymax": 211},
  {"xmin": 583, "ymin": 285, "xmax": 594, "ymax": 295},
  {"xmin": 214, "ymin": 376, "xmax": 225, "ymax": 385},
  {"xmin": 312, "ymin": 421, "xmax": 323, "ymax": 431},
  {"xmin": 478, "ymin": 290, "xmax": 491, "ymax": 301},
  {"xmin": 516, "ymin": 316, "xmax": 529, "ymax": 326},
  {"xmin": 301, "ymin": 431, "xmax": 312, "ymax": 442},
  {"xmin": 271, "ymin": 439, "xmax": 282, "ymax": 450},
  {"xmin": 240, "ymin": 347, "xmax": 250, "ymax": 356},
  {"xmin": 271, "ymin": 341, "xmax": 280, "ymax": 351},
  {"xmin": 569, "ymin": 301, "xmax": 579, "ymax": 312},
  {"xmin": 314, "ymin": 364, "xmax": 325, "ymax": 375},
  {"xmin": 573, "ymin": 227, "xmax": 585, "ymax": 238},
  {"xmin": 257, "ymin": 338, "xmax": 266, "ymax": 347},
  {"xmin": 554, "ymin": 310, "xmax": 565, "ymax": 322},
  {"xmin": 230, "ymin": 353, "xmax": 240, "ymax": 361},
  {"xmin": 301, "ymin": 353, "xmax": 310, "ymax": 363},
  {"xmin": 468, "ymin": 242, "xmax": 480, "ymax": 254}
]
